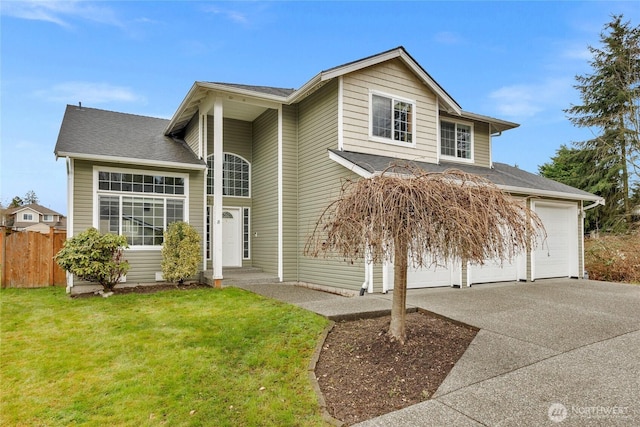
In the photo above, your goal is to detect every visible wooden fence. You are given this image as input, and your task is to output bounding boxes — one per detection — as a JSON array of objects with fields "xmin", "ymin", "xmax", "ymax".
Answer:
[{"xmin": 0, "ymin": 227, "xmax": 67, "ymax": 288}]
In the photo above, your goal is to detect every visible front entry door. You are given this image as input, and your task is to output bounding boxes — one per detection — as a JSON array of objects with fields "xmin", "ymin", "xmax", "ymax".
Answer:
[{"xmin": 222, "ymin": 208, "xmax": 241, "ymax": 267}]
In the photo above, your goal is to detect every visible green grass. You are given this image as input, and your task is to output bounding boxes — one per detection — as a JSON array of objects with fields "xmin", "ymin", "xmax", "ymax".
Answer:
[{"xmin": 0, "ymin": 287, "xmax": 330, "ymax": 426}]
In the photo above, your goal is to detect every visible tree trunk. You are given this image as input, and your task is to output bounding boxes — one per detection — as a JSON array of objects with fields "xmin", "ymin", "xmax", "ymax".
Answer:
[
  {"xmin": 619, "ymin": 115, "xmax": 631, "ymax": 222},
  {"xmin": 389, "ymin": 238, "xmax": 408, "ymax": 344}
]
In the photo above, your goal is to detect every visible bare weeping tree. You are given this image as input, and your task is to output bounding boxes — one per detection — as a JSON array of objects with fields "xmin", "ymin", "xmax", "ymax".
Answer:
[{"xmin": 305, "ymin": 165, "xmax": 544, "ymax": 344}]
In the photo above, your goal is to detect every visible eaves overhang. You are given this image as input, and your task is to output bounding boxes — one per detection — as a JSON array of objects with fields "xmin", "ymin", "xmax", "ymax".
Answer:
[{"xmin": 55, "ymin": 151, "xmax": 207, "ymax": 171}]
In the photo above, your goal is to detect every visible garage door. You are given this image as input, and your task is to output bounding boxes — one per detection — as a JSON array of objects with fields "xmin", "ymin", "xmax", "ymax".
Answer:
[
  {"xmin": 533, "ymin": 202, "xmax": 579, "ymax": 279},
  {"xmin": 386, "ymin": 259, "xmax": 461, "ymax": 289},
  {"xmin": 468, "ymin": 257, "xmax": 522, "ymax": 285}
]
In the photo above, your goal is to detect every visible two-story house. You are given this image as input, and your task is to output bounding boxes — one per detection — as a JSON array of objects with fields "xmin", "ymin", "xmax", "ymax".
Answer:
[
  {"xmin": 54, "ymin": 47, "xmax": 603, "ymax": 295},
  {"xmin": 4, "ymin": 203, "xmax": 66, "ymax": 233}
]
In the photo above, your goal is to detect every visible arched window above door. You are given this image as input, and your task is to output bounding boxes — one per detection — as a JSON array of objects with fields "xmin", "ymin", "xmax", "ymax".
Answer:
[{"xmin": 207, "ymin": 153, "xmax": 250, "ymax": 197}]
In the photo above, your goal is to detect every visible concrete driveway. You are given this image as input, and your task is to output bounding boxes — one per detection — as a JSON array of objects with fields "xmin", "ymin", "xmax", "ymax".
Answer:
[{"xmin": 356, "ymin": 279, "xmax": 640, "ymax": 426}]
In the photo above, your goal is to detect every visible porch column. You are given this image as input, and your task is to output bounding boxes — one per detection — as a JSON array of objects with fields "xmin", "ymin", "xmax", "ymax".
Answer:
[{"xmin": 213, "ymin": 97, "xmax": 224, "ymax": 287}]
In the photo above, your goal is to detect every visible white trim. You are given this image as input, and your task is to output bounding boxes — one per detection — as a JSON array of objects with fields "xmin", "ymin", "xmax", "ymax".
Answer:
[
  {"xmin": 328, "ymin": 151, "xmax": 373, "ymax": 178},
  {"xmin": 213, "ymin": 97, "xmax": 224, "ymax": 280},
  {"xmin": 55, "ymin": 151, "xmax": 206, "ymax": 171},
  {"xmin": 497, "ymin": 185, "xmax": 603, "ymax": 202},
  {"xmin": 439, "ymin": 118, "xmax": 475, "ymax": 164},
  {"xmin": 66, "ymin": 157, "xmax": 74, "ymax": 292},
  {"xmin": 277, "ymin": 105, "xmax": 283, "ymax": 281},
  {"xmin": 369, "ymin": 89, "xmax": 417, "ymax": 148},
  {"xmin": 436, "ymin": 99, "xmax": 441, "ymax": 164},
  {"xmin": 202, "ymin": 112, "xmax": 208, "ymax": 271},
  {"xmin": 338, "ymin": 76, "xmax": 344, "ymax": 151},
  {"xmin": 92, "ymin": 165, "xmax": 189, "ymax": 251}
]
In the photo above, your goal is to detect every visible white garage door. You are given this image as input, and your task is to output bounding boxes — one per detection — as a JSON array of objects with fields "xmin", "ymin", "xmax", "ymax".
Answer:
[
  {"xmin": 468, "ymin": 257, "xmax": 522, "ymax": 285},
  {"xmin": 533, "ymin": 202, "xmax": 579, "ymax": 279},
  {"xmin": 386, "ymin": 259, "xmax": 460, "ymax": 289}
]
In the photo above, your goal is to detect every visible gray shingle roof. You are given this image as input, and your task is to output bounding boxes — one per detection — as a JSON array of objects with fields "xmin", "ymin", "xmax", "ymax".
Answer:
[
  {"xmin": 330, "ymin": 149, "xmax": 602, "ymax": 201},
  {"xmin": 6, "ymin": 203, "xmax": 64, "ymax": 217},
  {"xmin": 55, "ymin": 105, "xmax": 205, "ymax": 167},
  {"xmin": 207, "ymin": 82, "xmax": 295, "ymax": 97}
]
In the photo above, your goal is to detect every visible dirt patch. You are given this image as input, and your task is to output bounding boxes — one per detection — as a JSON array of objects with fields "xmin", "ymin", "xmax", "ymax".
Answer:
[
  {"xmin": 71, "ymin": 282, "xmax": 210, "ymax": 298},
  {"xmin": 315, "ymin": 311, "xmax": 477, "ymax": 425}
]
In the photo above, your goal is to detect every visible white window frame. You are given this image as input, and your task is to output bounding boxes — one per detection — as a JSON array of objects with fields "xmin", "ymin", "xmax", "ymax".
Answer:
[
  {"xmin": 93, "ymin": 166, "xmax": 189, "ymax": 251},
  {"xmin": 369, "ymin": 90, "xmax": 417, "ymax": 148},
  {"xmin": 43, "ymin": 215, "xmax": 54, "ymax": 222},
  {"xmin": 243, "ymin": 207, "xmax": 250, "ymax": 260},
  {"xmin": 207, "ymin": 152, "xmax": 251, "ymax": 198},
  {"xmin": 439, "ymin": 119, "xmax": 474, "ymax": 163},
  {"xmin": 22, "ymin": 213, "xmax": 34, "ymax": 221}
]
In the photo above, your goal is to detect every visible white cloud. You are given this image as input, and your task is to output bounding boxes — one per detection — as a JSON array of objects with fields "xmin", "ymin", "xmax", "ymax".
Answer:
[
  {"xmin": 202, "ymin": 5, "xmax": 249, "ymax": 25},
  {"xmin": 35, "ymin": 82, "xmax": 144, "ymax": 105},
  {"xmin": 1, "ymin": 0, "xmax": 122, "ymax": 28},
  {"xmin": 488, "ymin": 78, "xmax": 574, "ymax": 119}
]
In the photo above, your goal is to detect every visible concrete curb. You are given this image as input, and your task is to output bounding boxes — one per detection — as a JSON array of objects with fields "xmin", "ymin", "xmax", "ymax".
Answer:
[{"xmin": 308, "ymin": 322, "xmax": 344, "ymax": 427}]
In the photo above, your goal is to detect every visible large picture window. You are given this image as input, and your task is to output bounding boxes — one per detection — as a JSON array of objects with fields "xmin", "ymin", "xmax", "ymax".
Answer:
[
  {"xmin": 207, "ymin": 153, "xmax": 250, "ymax": 197},
  {"xmin": 440, "ymin": 120, "xmax": 473, "ymax": 161},
  {"xmin": 371, "ymin": 92, "xmax": 415, "ymax": 145},
  {"xmin": 96, "ymin": 169, "xmax": 187, "ymax": 247}
]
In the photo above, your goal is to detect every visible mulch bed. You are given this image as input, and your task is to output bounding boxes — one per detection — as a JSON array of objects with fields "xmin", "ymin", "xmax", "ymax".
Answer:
[
  {"xmin": 314, "ymin": 312, "xmax": 478, "ymax": 425},
  {"xmin": 71, "ymin": 282, "xmax": 210, "ymax": 298}
]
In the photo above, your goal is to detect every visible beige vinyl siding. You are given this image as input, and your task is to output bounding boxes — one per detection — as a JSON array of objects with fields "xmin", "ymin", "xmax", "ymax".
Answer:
[
  {"xmin": 206, "ymin": 116, "xmax": 253, "ymax": 162},
  {"xmin": 473, "ymin": 122, "xmax": 491, "ymax": 167},
  {"xmin": 184, "ymin": 115, "xmax": 200, "ymax": 155},
  {"xmin": 71, "ymin": 159, "xmax": 204, "ymax": 287},
  {"xmin": 342, "ymin": 59, "xmax": 439, "ymax": 162},
  {"xmin": 298, "ymin": 79, "xmax": 365, "ymax": 291},
  {"xmin": 251, "ymin": 109, "xmax": 279, "ymax": 274},
  {"xmin": 282, "ymin": 104, "xmax": 299, "ymax": 281}
]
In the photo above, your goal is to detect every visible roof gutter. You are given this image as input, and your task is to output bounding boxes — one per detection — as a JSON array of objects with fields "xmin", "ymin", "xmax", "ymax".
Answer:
[
  {"xmin": 583, "ymin": 199, "xmax": 605, "ymax": 211},
  {"xmin": 55, "ymin": 151, "xmax": 207, "ymax": 171}
]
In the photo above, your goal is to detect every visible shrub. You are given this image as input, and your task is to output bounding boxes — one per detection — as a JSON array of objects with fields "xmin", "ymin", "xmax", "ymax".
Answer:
[
  {"xmin": 55, "ymin": 228, "xmax": 130, "ymax": 291},
  {"xmin": 161, "ymin": 221, "xmax": 201, "ymax": 284},
  {"xmin": 585, "ymin": 233, "xmax": 640, "ymax": 283}
]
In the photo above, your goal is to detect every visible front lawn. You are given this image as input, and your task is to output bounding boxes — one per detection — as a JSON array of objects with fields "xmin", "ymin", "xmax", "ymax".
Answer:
[{"xmin": 0, "ymin": 287, "xmax": 330, "ymax": 426}]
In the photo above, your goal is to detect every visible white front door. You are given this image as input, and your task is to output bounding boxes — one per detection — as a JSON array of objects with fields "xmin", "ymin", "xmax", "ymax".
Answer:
[{"xmin": 222, "ymin": 208, "xmax": 242, "ymax": 267}]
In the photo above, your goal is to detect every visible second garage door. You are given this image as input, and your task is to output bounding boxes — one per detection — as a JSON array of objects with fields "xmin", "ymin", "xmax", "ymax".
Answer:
[{"xmin": 533, "ymin": 202, "xmax": 579, "ymax": 280}]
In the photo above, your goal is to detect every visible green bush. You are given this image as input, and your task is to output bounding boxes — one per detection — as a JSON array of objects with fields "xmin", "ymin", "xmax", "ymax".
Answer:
[
  {"xmin": 161, "ymin": 221, "xmax": 202, "ymax": 283},
  {"xmin": 55, "ymin": 228, "xmax": 130, "ymax": 291}
]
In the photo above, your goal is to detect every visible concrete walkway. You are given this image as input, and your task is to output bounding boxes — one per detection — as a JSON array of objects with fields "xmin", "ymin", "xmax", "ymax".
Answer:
[{"xmin": 235, "ymin": 279, "xmax": 640, "ymax": 426}]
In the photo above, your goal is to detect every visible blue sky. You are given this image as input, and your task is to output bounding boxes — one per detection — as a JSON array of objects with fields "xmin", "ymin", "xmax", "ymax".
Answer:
[{"xmin": 1, "ymin": 1, "xmax": 639, "ymax": 215}]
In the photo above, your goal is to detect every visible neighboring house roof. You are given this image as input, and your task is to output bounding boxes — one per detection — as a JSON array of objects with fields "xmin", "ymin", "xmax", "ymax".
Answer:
[
  {"xmin": 164, "ymin": 46, "xmax": 467, "ymax": 136},
  {"xmin": 55, "ymin": 105, "xmax": 206, "ymax": 170},
  {"xmin": 6, "ymin": 203, "xmax": 63, "ymax": 217},
  {"xmin": 329, "ymin": 149, "xmax": 604, "ymax": 203}
]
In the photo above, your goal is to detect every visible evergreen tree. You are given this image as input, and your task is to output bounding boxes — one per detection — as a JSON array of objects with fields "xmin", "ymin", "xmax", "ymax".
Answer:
[
  {"xmin": 565, "ymin": 15, "xmax": 640, "ymax": 228},
  {"xmin": 540, "ymin": 144, "xmax": 623, "ymax": 231},
  {"xmin": 23, "ymin": 190, "xmax": 39, "ymax": 204}
]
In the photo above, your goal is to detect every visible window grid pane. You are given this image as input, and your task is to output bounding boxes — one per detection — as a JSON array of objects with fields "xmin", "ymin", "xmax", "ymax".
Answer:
[
  {"xmin": 243, "ymin": 208, "xmax": 250, "ymax": 259},
  {"xmin": 456, "ymin": 124, "xmax": 472, "ymax": 159},
  {"xmin": 440, "ymin": 121, "xmax": 456, "ymax": 157},
  {"xmin": 207, "ymin": 154, "xmax": 250, "ymax": 197},
  {"xmin": 372, "ymin": 95, "xmax": 392, "ymax": 139},
  {"xmin": 98, "ymin": 172, "xmax": 184, "ymax": 195},
  {"xmin": 99, "ymin": 196, "xmax": 120, "ymax": 235},
  {"xmin": 393, "ymin": 101, "xmax": 412, "ymax": 143}
]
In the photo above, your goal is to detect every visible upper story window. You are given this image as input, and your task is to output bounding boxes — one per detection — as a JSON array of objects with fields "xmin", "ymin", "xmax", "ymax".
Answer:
[
  {"xmin": 440, "ymin": 120, "xmax": 473, "ymax": 161},
  {"xmin": 95, "ymin": 169, "xmax": 187, "ymax": 247},
  {"xmin": 370, "ymin": 91, "xmax": 415, "ymax": 147},
  {"xmin": 22, "ymin": 213, "xmax": 34, "ymax": 221},
  {"xmin": 207, "ymin": 153, "xmax": 250, "ymax": 198}
]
